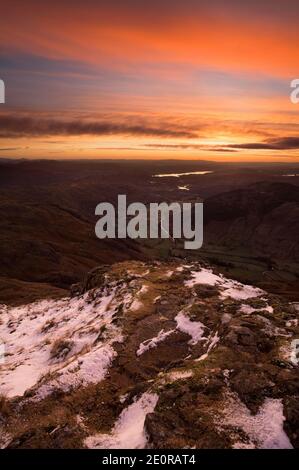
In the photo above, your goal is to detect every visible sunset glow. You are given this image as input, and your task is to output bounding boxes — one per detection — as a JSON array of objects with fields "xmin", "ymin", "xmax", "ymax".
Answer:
[{"xmin": 1, "ymin": 0, "xmax": 299, "ymax": 161}]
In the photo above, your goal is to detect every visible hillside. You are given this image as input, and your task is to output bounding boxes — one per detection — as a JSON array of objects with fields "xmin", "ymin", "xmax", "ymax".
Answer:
[
  {"xmin": 204, "ymin": 182, "xmax": 299, "ymax": 262},
  {"xmin": 0, "ymin": 260, "xmax": 298, "ymax": 449},
  {"xmin": 0, "ymin": 161, "xmax": 299, "ymax": 305}
]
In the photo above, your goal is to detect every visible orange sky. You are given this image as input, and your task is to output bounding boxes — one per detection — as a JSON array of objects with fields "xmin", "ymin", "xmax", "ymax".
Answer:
[{"xmin": 0, "ymin": 0, "xmax": 299, "ymax": 161}]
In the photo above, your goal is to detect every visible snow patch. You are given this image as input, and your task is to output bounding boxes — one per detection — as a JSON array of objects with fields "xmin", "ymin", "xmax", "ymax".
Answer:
[
  {"xmin": 165, "ymin": 270, "xmax": 173, "ymax": 278},
  {"xmin": 166, "ymin": 370, "xmax": 193, "ymax": 381},
  {"xmin": 221, "ymin": 283, "xmax": 263, "ymax": 301},
  {"xmin": 196, "ymin": 353, "xmax": 208, "ymax": 362},
  {"xmin": 240, "ymin": 304, "xmax": 274, "ymax": 315},
  {"xmin": 207, "ymin": 331, "xmax": 220, "ymax": 352},
  {"xmin": 85, "ymin": 392, "xmax": 159, "ymax": 449},
  {"xmin": 0, "ymin": 431, "xmax": 11, "ymax": 449},
  {"xmin": 222, "ymin": 394, "xmax": 293, "ymax": 449},
  {"xmin": 185, "ymin": 266, "xmax": 264, "ymax": 300},
  {"xmin": 130, "ymin": 284, "xmax": 149, "ymax": 311},
  {"xmin": 136, "ymin": 329, "xmax": 175, "ymax": 356},
  {"xmin": 175, "ymin": 311, "xmax": 206, "ymax": 345},
  {"xmin": 0, "ymin": 284, "xmax": 127, "ymax": 398},
  {"xmin": 35, "ymin": 344, "xmax": 119, "ymax": 400},
  {"xmin": 185, "ymin": 268, "xmax": 222, "ymax": 288},
  {"xmin": 139, "ymin": 285, "xmax": 149, "ymax": 295},
  {"xmin": 195, "ymin": 331, "xmax": 220, "ymax": 362}
]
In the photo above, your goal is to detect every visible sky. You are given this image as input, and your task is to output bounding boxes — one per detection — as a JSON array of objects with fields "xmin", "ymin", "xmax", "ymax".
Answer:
[{"xmin": 0, "ymin": 0, "xmax": 299, "ymax": 161}]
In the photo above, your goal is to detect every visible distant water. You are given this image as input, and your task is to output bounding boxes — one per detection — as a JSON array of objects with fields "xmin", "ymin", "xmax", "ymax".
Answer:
[{"xmin": 153, "ymin": 171, "xmax": 213, "ymax": 178}]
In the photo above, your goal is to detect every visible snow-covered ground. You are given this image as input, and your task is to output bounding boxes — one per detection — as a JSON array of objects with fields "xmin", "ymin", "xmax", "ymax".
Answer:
[
  {"xmin": 85, "ymin": 392, "xmax": 158, "ymax": 449},
  {"xmin": 175, "ymin": 311, "xmax": 206, "ymax": 345},
  {"xmin": 221, "ymin": 393, "xmax": 293, "ymax": 449},
  {"xmin": 136, "ymin": 312, "xmax": 209, "ymax": 355},
  {"xmin": 186, "ymin": 267, "xmax": 264, "ymax": 300},
  {"xmin": 0, "ymin": 263, "xmax": 284, "ymax": 400},
  {"xmin": 0, "ymin": 282, "xmax": 132, "ymax": 398},
  {"xmin": 0, "ymin": 261, "xmax": 297, "ymax": 449},
  {"xmin": 240, "ymin": 304, "xmax": 273, "ymax": 315},
  {"xmin": 136, "ymin": 264, "xmax": 273, "ymax": 358}
]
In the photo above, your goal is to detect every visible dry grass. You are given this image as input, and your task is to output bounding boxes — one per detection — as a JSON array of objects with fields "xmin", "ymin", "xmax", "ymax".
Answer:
[
  {"xmin": 50, "ymin": 338, "xmax": 73, "ymax": 361},
  {"xmin": 0, "ymin": 394, "xmax": 9, "ymax": 417},
  {"xmin": 41, "ymin": 318, "xmax": 56, "ymax": 333}
]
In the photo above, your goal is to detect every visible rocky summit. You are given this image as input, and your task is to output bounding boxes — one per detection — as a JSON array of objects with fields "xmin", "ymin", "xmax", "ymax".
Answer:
[{"xmin": 0, "ymin": 260, "xmax": 298, "ymax": 449}]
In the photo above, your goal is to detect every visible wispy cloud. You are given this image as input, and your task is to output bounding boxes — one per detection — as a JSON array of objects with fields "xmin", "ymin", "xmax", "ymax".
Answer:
[
  {"xmin": 0, "ymin": 115, "xmax": 197, "ymax": 139},
  {"xmin": 0, "ymin": 147, "xmax": 23, "ymax": 151},
  {"xmin": 143, "ymin": 143, "xmax": 238, "ymax": 152},
  {"xmin": 226, "ymin": 137, "xmax": 299, "ymax": 150}
]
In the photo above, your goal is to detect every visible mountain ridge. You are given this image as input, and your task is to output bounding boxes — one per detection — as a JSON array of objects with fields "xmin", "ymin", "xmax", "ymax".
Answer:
[{"xmin": 1, "ymin": 260, "xmax": 298, "ymax": 449}]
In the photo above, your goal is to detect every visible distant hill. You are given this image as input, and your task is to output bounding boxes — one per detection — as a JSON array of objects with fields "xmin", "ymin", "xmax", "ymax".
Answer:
[
  {"xmin": 0, "ymin": 160, "xmax": 298, "ymax": 304},
  {"xmin": 204, "ymin": 182, "xmax": 299, "ymax": 262}
]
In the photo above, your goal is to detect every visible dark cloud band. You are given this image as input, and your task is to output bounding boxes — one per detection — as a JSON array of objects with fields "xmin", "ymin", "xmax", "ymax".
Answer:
[
  {"xmin": 0, "ymin": 115, "xmax": 197, "ymax": 139},
  {"xmin": 226, "ymin": 137, "xmax": 299, "ymax": 150}
]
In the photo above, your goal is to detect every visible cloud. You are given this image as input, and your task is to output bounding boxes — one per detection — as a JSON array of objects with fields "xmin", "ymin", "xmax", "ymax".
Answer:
[
  {"xmin": 1, "ymin": 0, "xmax": 299, "ymax": 87},
  {"xmin": 143, "ymin": 143, "xmax": 238, "ymax": 152},
  {"xmin": 0, "ymin": 147, "xmax": 22, "ymax": 151},
  {"xmin": 0, "ymin": 115, "xmax": 197, "ymax": 139},
  {"xmin": 226, "ymin": 137, "xmax": 299, "ymax": 150}
]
